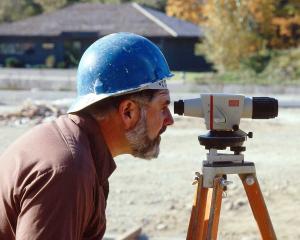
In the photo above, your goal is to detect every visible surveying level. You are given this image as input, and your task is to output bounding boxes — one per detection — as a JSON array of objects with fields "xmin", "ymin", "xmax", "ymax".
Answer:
[
  {"xmin": 174, "ymin": 93, "xmax": 278, "ymax": 131},
  {"xmin": 174, "ymin": 93, "xmax": 278, "ymax": 240}
]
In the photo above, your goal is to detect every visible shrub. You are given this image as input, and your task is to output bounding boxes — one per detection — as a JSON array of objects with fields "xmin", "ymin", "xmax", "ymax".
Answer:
[
  {"xmin": 241, "ymin": 52, "xmax": 272, "ymax": 73},
  {"xmin": 45, "ymin": 55, "xmax": 56, "ymax": 68},
  {"xmin": 260, "ymin": 47, "xmax": 300, "ymax": 82},
  {"xmin": 56, "ymin": 61, "xmax": 66, "ymax": 68},
  {"xmin": 5, "ymin": 57, "xmax": 23, "ymax": 67}
]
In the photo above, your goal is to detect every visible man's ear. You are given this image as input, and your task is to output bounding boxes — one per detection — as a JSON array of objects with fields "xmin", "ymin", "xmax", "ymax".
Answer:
[{"xmin": 118, "ymin": 100, "xmax": 140, "ymax": 130}]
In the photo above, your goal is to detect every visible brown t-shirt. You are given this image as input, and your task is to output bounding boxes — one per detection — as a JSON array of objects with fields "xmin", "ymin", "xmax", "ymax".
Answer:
[{"xmin": 0, "ymin": 114, "xmax": 116, "ymax": 240}]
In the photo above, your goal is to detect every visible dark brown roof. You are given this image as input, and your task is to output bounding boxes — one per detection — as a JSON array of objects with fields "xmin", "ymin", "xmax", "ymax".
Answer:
[{"xmin": 0, "ymin": 3, "xmax": 202, "ymax": 37}]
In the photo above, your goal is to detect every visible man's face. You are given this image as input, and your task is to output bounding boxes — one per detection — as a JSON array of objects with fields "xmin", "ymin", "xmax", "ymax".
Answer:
[{"xmin": 125, "ymin": 90, "xmax": 174, "ymax": 159}]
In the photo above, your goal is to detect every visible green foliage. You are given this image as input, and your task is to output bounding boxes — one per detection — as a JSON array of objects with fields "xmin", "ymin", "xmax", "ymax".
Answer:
[
  {"xmin": 225, "ymin": 47, "xmax": 300, "ymax": 84},
  {"xmin": 23, "ymin": 2, "xmax": 43, "ymax": 16},
  {"xmin": 200, "ymin": 0, "xmax": 274, "ymax": 72},
  {"xmin": 133, "ymin": 0, "xmax": 166, "ymax": 11},
  {"xmin": 0, "ymin": 0, "xmax": 42, "ymax": 22},
  {"xmin": 240, "ymin": 52, "xmax": 271, "ymax": 73},
  {"xmin": 79, "ymin": 0, "xmax": 166, "ymax": 11},
  {"xmin": 35, "ymin": 0, "xmax": 74, "ymax": 12},
  {"xmin": 0, "ymin": 0, "xmax": 166, "ymax": 23},
  {"xmin": 56, "ymin": 61, "xmax": 66, "ymax": 68},
  {"xmin": 45, "ymin": 55, "xmax": 56, "ymax": 68},
  {"xmin": 276, "ymin": 0, "xmax": 300, "ymax": 17},
  {"xmin": 5, "ymin": 57, "xmax": 24, "ymax": 68},
  {"xmin": 173, "ymin": 47, "xmax": 300, "ymax": 85},
  {"xmin": 260, "ymin": 47, "xmax": 300, "ymax": 81}
]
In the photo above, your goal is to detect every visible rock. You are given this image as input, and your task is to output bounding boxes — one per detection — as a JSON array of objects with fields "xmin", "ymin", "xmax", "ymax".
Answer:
[
  {"xmin": 169, "ymin": 204, "xmax": 176, "ymax": 210},
  {"xmin": 224, "ymin": 201, "xmax": 234, "ymax": 211},
  {"xmin": 233, "ymin": 198, "xmax": 247, "ymax": 209},
  {"xmin": 241, "ymin": 235, "xmax": 259, "ymax": 240},
  {"xmin": 115, "ymin": 189, "xmax": 123, "ymax": 194},
  {"xmin": 0, "ymin": 100, "xmax": 67, "ymax": 126},
  {"xmin": 141, "ymin": 218, "xmax": 150, "ymax": 225},
  {"xmin": 146, "ymin": 199, "xmax": 162, "ymax": 205},
  {"xmin": 127, "ymin": 200, "xmax": 135, "ymax": 205},
  {"xmin": 156, "ymin": 223, "xmax": 168, "ymax": 231}
]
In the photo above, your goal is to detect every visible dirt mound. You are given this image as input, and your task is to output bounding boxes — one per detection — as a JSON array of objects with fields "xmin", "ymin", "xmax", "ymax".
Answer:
[{"xmin": 0, "ymin": 101, "xmax": 67, "ymax": 126}]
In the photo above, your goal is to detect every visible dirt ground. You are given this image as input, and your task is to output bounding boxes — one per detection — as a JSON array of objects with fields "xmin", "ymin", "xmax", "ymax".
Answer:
[{"xmin": 0, "ymin": 108, "xmax": 299, "ymax": 239}]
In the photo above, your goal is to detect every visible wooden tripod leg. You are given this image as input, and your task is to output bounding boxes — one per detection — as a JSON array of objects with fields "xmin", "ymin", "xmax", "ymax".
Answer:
[
  {"xmin": 187, "ymin": 175, "xmax": 212, "ymax": 240},
  {"xmin": 207, "ymin": 177, "xmax": 224, "ymax": 240},
  {"xmin": 239, "ymin": 174, "xmax": 277, "ymax": 240}
]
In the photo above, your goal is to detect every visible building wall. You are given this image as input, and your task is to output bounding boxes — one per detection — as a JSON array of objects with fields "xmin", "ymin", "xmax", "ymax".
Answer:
[
  {"xmin": 0, "ymin": 35, "xmax": 213, "ymax": 72},
  {"xmin": 0, "ymin": 36, "xmax": 65, "ymax": 67},
  {"xmin": 150, "ymin": 37, "xmax": 213, "ymax": 72},
  {"xmin": 0, "ymin": 35, "xmax": 98, "ymax": 68}
]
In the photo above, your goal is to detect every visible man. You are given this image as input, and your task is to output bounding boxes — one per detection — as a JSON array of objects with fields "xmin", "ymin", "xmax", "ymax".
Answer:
[{"xmin": 0, "ymin": 32, "xmax": 174, "ymax": 239}]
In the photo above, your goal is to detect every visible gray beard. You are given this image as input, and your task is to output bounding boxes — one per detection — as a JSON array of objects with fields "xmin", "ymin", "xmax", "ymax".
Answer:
[{"xmin": 125, "ymin": 108, "xmax": 161, "ymax": 160}]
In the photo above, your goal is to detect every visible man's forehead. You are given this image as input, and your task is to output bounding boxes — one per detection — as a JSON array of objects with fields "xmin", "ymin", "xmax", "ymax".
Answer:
[
  {"xmin": 154, "ymin": 89, "xmax": 171, "ymax": 102},
  {"xmin": 156, "ymin": 89, "xmax": 170, "ymax": 96}
]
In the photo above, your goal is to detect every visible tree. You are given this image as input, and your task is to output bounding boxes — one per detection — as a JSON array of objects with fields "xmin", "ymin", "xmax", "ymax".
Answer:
[
  {"xmin": 166, "ymin": 0, "xmax": 298, "ymax": 71},
  {"xmin": 0, "ymin": 0, "xmax": 167, "ymax": 23},
  {"xmin": 34, "ymin": 0, "xmax": 72, "ymax": 12},
  {"xmin": 84, "ymin": 0, "xmax": 167, "ymax": 11},
  {"xmin": 133, "ymin": 0, "xmax": 167, "ymax": 11},
  {"xmin": 166, "ymin": 0, "xmax": 205, "ymax": 24},
  {"xmin": 199, "ymin": 0, "xmax": 277, "ymax": 71},
  {"xmin": 270, "ymin": 0, "xmax": 300, "ymax": 48},
  {"xmin": 0, "ymin": 0, "xmax": 42, "ymax": 22}
]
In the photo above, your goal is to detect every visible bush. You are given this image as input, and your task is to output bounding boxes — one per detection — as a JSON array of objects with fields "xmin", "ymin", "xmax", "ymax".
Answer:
[
  {"xmin": 189, "ymin": 47, "xmax": 300, "ymax": 85},
  {"xmin": 241, "ymin": 52, "xmax": 271, "ymax": 73},
  {"xmin": 45, "ymin": 55, "xmax": 56, "ymax": 68},
  {"xmin": 56, "ymin": 61, "xmax": 66, "ymax": 68},
  {"xmin": 5, "ymin": 57, "xmax": 23, "ymax": 68},
  {"xmin": 260, "ymin": 47, "xmax": 300, "ymax": 82}
]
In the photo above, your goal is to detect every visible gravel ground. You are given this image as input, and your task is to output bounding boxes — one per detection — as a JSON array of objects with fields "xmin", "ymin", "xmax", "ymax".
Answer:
[{"xmin": 1, "ymin": 107, "xmax": 299, "ymax": 239}]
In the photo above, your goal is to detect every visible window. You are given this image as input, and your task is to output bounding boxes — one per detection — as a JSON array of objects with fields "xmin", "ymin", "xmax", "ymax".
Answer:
[
  {"xmin": 0, "ymin": 42, "xmax": 34, "ymax": 55},
  {"xmin": 42, "ymin": 42, "xmax": 55, "ymax": 49}
]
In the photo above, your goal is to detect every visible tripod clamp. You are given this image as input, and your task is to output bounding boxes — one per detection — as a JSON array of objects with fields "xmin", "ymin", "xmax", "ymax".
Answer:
[{"xmin": 196, "ymin": 128, "xmax": 256, "ymax": 187}]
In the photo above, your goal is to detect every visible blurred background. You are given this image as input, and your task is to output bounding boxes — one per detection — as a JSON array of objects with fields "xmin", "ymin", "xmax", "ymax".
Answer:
[
  {"xmin": 1, "ymin": 0, "xmax": 300, "ymax": 84},
  {"xmin": 0, "ymin": 1, "xmax": 300, "ymax": 239}
]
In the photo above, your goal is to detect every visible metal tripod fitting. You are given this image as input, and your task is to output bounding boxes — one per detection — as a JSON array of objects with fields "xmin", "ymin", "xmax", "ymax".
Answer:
[
  {"xmin": 192, "ymin": 172, "xmax": 202, "ymax": 185},
  {"xmin": 202, "ymin": 161, "xmax": 256, "ymax": 188},
  {"xmin": 245, "ymin": 175, "xmax": 255, "ymax": 186},
  {"xmin": 220, "ymin": 178, "xmax": 232, "ymax": 187}
]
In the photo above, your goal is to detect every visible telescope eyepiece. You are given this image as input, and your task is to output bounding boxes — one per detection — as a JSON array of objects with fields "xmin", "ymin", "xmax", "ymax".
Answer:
[
  {"xmin": 252, "ymin": 97, "xmax": 278, "ymax": 119},
  {"xmin": 174, "ymin": 100, "xmax": 184, "ymax": 115}
]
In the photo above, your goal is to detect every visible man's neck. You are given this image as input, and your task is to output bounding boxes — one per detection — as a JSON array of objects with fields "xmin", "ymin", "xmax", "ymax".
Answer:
[{"xmin": 98, "ymin": 117, "xmax": 130, "ymax": 158}]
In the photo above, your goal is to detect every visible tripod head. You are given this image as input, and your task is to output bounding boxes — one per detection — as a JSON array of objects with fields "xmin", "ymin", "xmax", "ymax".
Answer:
[{"xmin": 198, "ymin": 129, "xmax": 249, "ymax": 153}]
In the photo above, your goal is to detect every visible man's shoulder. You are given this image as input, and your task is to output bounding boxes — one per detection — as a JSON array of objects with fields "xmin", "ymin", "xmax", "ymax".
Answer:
[
  {"xmin": 0, "ymin": 115, "xmax": 95, "ymax": 180},
  {"xmin": 2, "ymin": 116, "xmax": 78, "ymax": 160}
]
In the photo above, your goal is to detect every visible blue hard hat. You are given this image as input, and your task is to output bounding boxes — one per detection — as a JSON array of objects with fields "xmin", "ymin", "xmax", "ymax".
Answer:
[{"xmin": 68, "ymin": 32, "xmax": 173, "ymax": 113}]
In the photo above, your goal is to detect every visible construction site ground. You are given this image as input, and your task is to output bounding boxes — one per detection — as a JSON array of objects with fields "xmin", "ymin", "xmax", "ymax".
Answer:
[{"xmin": 0, "ymin": 89, "xmax": 299, "ymax": 239}]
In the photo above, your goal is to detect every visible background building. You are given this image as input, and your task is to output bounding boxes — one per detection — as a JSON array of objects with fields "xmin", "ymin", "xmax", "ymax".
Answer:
[{"xmin": 0, "ymin": 2, "xmax": 212, "ymax": 72}]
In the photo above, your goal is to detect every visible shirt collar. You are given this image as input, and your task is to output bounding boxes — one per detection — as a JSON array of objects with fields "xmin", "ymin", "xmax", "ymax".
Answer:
[{"xmin": 68, "ymin": 113, "xmax": 116, "ymax": 184}]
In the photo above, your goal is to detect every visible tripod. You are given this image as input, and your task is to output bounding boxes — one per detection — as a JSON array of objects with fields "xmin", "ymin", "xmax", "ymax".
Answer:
[{"xmin": 186, "ymin": 130, "xmax": 277, "ymax": 240}]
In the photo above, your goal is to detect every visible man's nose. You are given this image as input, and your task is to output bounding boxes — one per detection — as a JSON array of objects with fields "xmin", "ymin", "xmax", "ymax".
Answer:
[{"xmin": 164, "ymin": 108, "xmax": 174, "ymax": 126}]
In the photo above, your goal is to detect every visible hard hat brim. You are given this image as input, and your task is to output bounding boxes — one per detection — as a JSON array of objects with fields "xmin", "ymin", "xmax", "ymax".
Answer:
[{"xmin": 67, "ymin": 78, "xmax": 172, "ymax": 113}]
